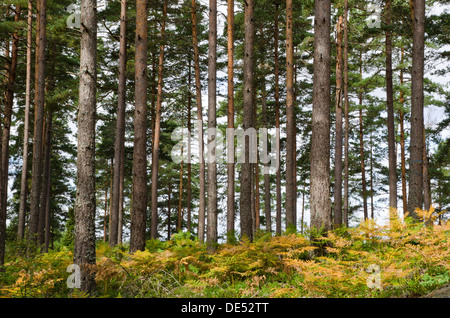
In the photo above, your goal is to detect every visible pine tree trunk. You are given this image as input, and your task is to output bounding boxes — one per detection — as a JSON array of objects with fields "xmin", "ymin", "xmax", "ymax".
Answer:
[
  {"xmin": 399, "ymin": 47, "xmax": 408, "ymax": 216},
  {"xmin": 191, "ymin": 0, "xmax": 206, "ymax": 243},
  {"xmin": 29, "ymin": 0, "xmax": 46, "ymax": 243},
  {"xmin": 110, "ymin": 0, "xmax": 127, "ymax": 247},
  {"xmin": 310, "ymin": 0, "xmax": 332, "ymax": 232},
  {"xmin": 240, "ymin": 0, "xmax": 255, "ymax": 241},
  {"xmin": 274, "ymin": 3, "xmax": 282, "ymax": 235},
  {"xmin": 74, "ymin": 0, "xmax": 97, "ymax": 294},
  {"xmin": 407, "ymin": 0, "xmax": 425, "ymax": 217},
  {"xmin": 18, "ymin": 0, "xmax": 33, "ymax": 240},
  {"xmin": 423, "ymin": 129, "xmax": 432, "ymax": 224},
  {"xmin": 343, "ymin": 0, "xmax": 349, "ymax": 227},
  {"xmin": 131, "ymin": 0, "xmax": 149, "ymax": 250},
  {"xmin": 358, "ymin": 55, "xmax": 368, "ymax": 221},
  {"xmin": 226, "ymin": 0, "xmax": 235, "ymax": 240},
  {"xmin": 207, "ymin": 0, "xmax": 218, "ymax": 251},
  {"xmin": 262, "ymin": 77, "xmax": 271, "ymax": 233},
  {"xmin": 333, "ymin": 15, "xmax": 344, "ymax": 228},
  {"xmin": 385, "ymin": 0, "xmax": 397, "ymax": 212},
  {"xmin": 285, "ymin": 0, "xmax": 296, "ymax": 231},
  {"xmin": 187, "ymin": 60, "xmax": 192, "ymax": 233}
]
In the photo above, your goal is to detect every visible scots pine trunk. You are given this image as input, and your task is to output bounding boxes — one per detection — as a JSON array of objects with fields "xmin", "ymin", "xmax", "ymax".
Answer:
[
  {"xmin": 226, "ymin": 0, "xmax": 235, "ymax": 240},
  {"xmin": 407, "ymin": 0, "xmax": 425, "ymax": 217},
  {"xmin": 333, "ymin": 15, "xmax": 344, "ymax": 228},
  {"xmin": 385, "ymin": 0, "xmax": 397, "ymax": 212},
  {"xmin": 207, "ymin": 0, "xmax": 218, "ymax": 251},
  {"xmin": 285, "ymin": 0, "xmax": 296, "ymax": 230},
  {"xmin": 29, "ymin": 0, "xmax": 46, "ymax": 243},
  {"xmin": 240, "ymin": 0, "xmax": 255, "ymax": 241},
  {"xmin": 74, "ymin": 0, "xmax": 97, "ymax": 294},
  {"xmin": 18, "ymin": 0, "xmax": 33, "ymax": 240},
  {"xmin": 274, "ymin": 3, "xmax": 282, "ymax": 235},
  {"xmin": 110, "ymin": 0, "xmax": 127, "ymax": 247},
  {"xmin": 131, "ymin": 0, "xmax": 148, "ymax": 250},
  {"xmin": 310, "ymin": 0, "xmax": 332, "ymax": 232},
  {"xmin": 399, "ymin": 47, "xmax": 407, "ymax": 215},
  {"xmin": 358, "ymin": 56, "xmax": 368, "ymax": 221},
  {"xmin": 343, "ymin": 0, "xmax": 349, "ymax": 227},
  {"xmin": 191, "ymin": 0, "xmax": 206, "ymax": 242}
]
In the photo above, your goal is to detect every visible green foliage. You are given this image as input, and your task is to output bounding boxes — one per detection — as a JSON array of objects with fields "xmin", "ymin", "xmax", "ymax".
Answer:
[{"xmin": 2, "ymin": 216, "xmax": 450, "ymax": 298}]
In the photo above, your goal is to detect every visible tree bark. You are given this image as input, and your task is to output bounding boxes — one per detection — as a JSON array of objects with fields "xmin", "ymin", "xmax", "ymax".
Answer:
[
  {"xmin": 206, "ymin": 0, "xmax": 218, "ymax": 251},
  {"xmin": 343, "ymin": 0, "xmax": 349, "ymax": 227},
  {"xmin": 407, "ymin": 0, "xmax": 425, "ymax": 217},
  {"xmin": 18, "ymin": 0, "xmax": 33, "ymax": 240},
  {"xmin": 74, "ymin": 0, "xmax": 97, "ymax": 294},
  {"xmin": 131, "ymin": 0, "xmax": 149, "ymax": 251},
  {"xmin": 274, "ymin": 3, "xmax": 282, "ymax": 236},
  {"xmin": 110, "ymin": 0, "xmax": 127, "ymax": 247},
  {"xmin": 226, "ymin": 0, "xmax": 235, "ymax": 240},
  {"xmin": 358, "ymin": 55, "xmax": 368, "ymax": 221},
  {"xmin": 333, "ymin": 15, "xmax": 344, "ymax": 228},
  {"xmin": 285, "ymin": 0, "xmax": 296, "ymax": 231},
  {"xmin": 310, "ymin": 0, "xmax": 332, "ymax": 232},
  {"xmin": 399, "ymin": 47, "xmax": 407, "ymax": 215},
  {"xmin": 240, "ymin": 0, "xmax": 255, "ymax": 241},
  {"xmin": 191, "ymin": 0, "xmax": 206, "ymax": 243},
  {"xmin": 29, "ymin": 0, "xmax": 46, "ymax": 244},
  {"xmin": 385, "ymin": 0, "xmax": 397, "ymax": 212}
]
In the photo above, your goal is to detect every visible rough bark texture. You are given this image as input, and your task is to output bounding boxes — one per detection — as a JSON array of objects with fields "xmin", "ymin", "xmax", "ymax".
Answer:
[
  {"xmin": 29, "ymin": 0, "xmax": 46, "ymax": 243},
  {"xmin": 333, "ymin": 15, "xmax": 344, "ymax": 228},
  {"xmin": 240, "ymin": 0, "xmax": 255, "ymax": 241},
  {"xmin": 226, "ymin": 0, "xmax": 235, "ymax": 240},
  {"xmin": 274, "ymin": 3, "xmax": 282, "ymax": 235},
  {"xmin": 131, "ymin": 0, "xmax": 149, "ymax": 250},
  {"xmin": 385, "ymin": 0, "xmax": 397, "ymax": 211},
  {"xmin": 110, "ymin": 0, "xmax": 127, "ymax": 247},
  {"xmin": 18, "ymin": 0, "xmax": 33, "ymax": 240},
  {"xmin": 74, "ymin": 0, "xmax": 97, "ymax": 294},
  {"xmin": 407, "ymin": 0, "xmax": 425, "ymax": 217},
  {"xmin": 191, "ymin": 0, "xmax": 206, "ymax": 242},
  {"xmin": 310, "ymin": 0, "xmax": 332, "ymax": 232},
  {"xmin": 207, "ymin": 0, "xmax": 218, "ymax": 251},
  {"xmin": 285, "ymin": 0, "xmax": 296, "ymax": 230},
  {"xmin": 343, "ymin": 0, "xmax": 349, "ymax": 227}
]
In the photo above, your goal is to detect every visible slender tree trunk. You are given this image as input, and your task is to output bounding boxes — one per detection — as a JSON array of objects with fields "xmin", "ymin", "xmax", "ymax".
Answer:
[
  {"xmin": 285, "ymin": 0, "xmax": 296, "ymax": 231},
  {"xmin": 178, "ymin": 147, "xmax": 183, "ymax": 231},
  {"xmin": 191, "ymin": 0, "xmax": 206, "ymax": 242},
  {"xmin": 187, "ymin": 60, "xmax": 192, "ymax": 233},
  {"xmin": 118, "ymin": 156, "xmax": 124, "ymax": 244},
  {"xmin": 333, "ymin": 15, "xmax": 344, "ymax": 228},
  {"xmin": 131, "ymin": 0, "xmax": 149, "ymax": 250},
  {"xmin": 18, "ymin": 0, "xmax": 33, "ymax": 240},
  {"xmin": 206, "ymin": 0, "xmax": 218, "ymax": 251},
  {"xmin": 358, "ymin": 55, "xmax": 368, "ymax": 221},
  {"xmin": 399, "ymin": 47, "xmax": 407, "ymax": 215},
  {"xmin": 343, "ymin": 0, "xmax": 349, "ymax": 228},
  {"xmin": 40, "ymin": 111, "xmax": 52, "ymax": 250},
  {"xmin": 103, "ymin": 184, "xmax": 108, "ymax": 242},
  {"xmin": 167, "ymin": 182, "xmax": 171, "ymax": 241},
  {"xmin": 310, "ymin": 0, "xmax": 332, "ymax": 232},
  {"xmin": 385, "ymin": 0, "xmax": 397, "ymax": 212},
  {"xmin": 0, "ymin": 5, "xmax": 20, "ymax": 267},
  {"xmin": 262, "ymin": 77, "xmax": 271, "ymax": 233},
  {"xmin": 226, "ymin": 0, "xmax": 235, "ymax": 240},
  {"xmin": 274, "ymin": 3, "xmax": 282, "ymax": 235},
  {"xmin": 240, "ymin": 0, "xmax": 255, "ymax": 241},
  {"xmin": 407, "ymin": 0, "xmax": 425, "ymax": 217},
  {"xmin": 423, "ymin": 129, "xmax": 432, "ymax": 224},
  {"xmin": 29, "ymin": 0, "xmax": 46, "ymax": 243},
  {"xmin": 74, "ymin": 0, "xmax": 97, "ymax": 294},
  {"xmin": 110, "ymin": 0, "xmax": 127, "ymax": 247},
  {"xmin": 370, "ymin": 132, "xmax": 375, "ymax": 219}
]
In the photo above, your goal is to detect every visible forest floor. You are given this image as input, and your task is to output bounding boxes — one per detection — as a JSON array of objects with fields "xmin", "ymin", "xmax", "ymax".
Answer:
[{"xmin": 1, "ymin": 213, "xmax": 450, "ymax": 298}]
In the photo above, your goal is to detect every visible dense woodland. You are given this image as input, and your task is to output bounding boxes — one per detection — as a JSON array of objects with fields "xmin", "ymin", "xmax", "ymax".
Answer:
[{"xmin": 0, "ymin": 0, "xmax": 449, "ymax": 298}]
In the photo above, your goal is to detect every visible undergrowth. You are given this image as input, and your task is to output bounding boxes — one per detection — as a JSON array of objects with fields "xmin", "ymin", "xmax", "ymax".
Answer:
[{"xmin": 1, "ymin": 208, "xmax": 449, "ymax": 298}]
